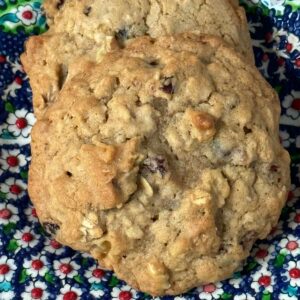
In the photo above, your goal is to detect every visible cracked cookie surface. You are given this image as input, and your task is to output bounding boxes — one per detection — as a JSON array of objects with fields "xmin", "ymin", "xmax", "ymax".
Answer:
[
  {"xmin": 28, "ymin": 34, "xmax": 290, "ymax": 296},
  {"xmin": 22, "ymin": 0, "xmax": 253, "ymax": 118}
]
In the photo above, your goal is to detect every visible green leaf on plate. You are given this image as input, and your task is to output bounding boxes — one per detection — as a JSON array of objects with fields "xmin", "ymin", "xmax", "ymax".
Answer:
[
  {"xmin": 262, "ymin": 291, "xmax": 271, "ymax": 300},
  {"xmin": 3, "ymin": 222, "xmax": 16, "ymax": 235},
  {"xmin": 81, "ymin": 257, "xmax": 89, "ymax": 267},
  {"xmin": 221, "ymin": 293, "xmax": 233, "ymax": 300},
  {"xmin": 74, "ymin": 275, "xmax": 84, "ymax": 284},
  {"xmin": 245, "ymin": 260, "xmax": 258, "ymax": 272},
  {"xmin": 274, "ymin": 85, "xmax": 282, "ymax": 93},
  {"xmin": 275, "ymin": 253, "xmax": 286, "ymax": 268},
  {"xmin": 20, "ymin": 171, "xmax": 28, "ymax": 179},
  {"xmin": 19, "ymin": 268, "xmax": 28, "ymax": 283},
  {"xmin": 6, "ymin": 239, "xmax": 18, "ymax": 252},
  {"xmin": 0, "ymin": 191, "xmax": 6, "ymax": 200},
  {"xmin": 45, "ymin": 272, "xmax": 55, "ymax": 284},
  {"xmin": 4, "ymin": 101, "xmax": 15, "ymax": 113},
  {"xmin": 291, "ymin": 153, "xmax": 300, "ymax": 163},
  {"xmin": 38, "ymin": 225, "xmax": 46, "ymax": 235},
  {"xmin": 280, "ymin": 206, "xmax": 291, "ymax": 219},
  {"xmin": 109, "ymin": 276, "xmax": 119, "ymax": 287}
]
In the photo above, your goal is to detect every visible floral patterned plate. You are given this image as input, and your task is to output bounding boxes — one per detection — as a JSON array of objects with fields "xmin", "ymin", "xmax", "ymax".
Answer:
[{"xmin": 0, "ymin": 0, "xmax": 300, "ymax": 299}]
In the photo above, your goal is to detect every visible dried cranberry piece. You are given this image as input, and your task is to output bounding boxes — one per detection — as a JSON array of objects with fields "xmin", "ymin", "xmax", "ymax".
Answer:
[{"xmin": 143, "ymin": 156, "xmax": 168, "ymax": 176}]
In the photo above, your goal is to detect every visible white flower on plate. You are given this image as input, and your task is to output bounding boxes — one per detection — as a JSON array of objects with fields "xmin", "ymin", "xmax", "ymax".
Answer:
[
  {"xmin": 284, "ymin": 260, "xmax": 300, "ymax": 287},
  {"xmin": 251, "ymin": 268, "xmax": 274, "ymax": 293},
  {"xmin": 21, "ymin": 280, "xmax": 49, "ymax": 300},
  {"xmin": 53, "ymin": 257, "xmax": 80, "ymax": 279},
  {"xmin": 267, "ymin": 221, "xmax": 284, "ymax": 240},
  {"xmin": 286, "ymin": 185, "xmax": 300, "ymax": 208},
  {"xmin": 280, "ymin": 130, "xmax": 295, "ymax": 148},
  {"xmin": 233, "ymin": 293, "xmax": 255, "ymax": 300},
  {"xmin": 278, "ymin": 292, "xmax": 298, "ymax": 300},
  {"xmin": 279, "ymin": 234, "xmax": 300, "ymax": 257},
  {"xmin": 0, "ymin": 148, "xmax": 28, "ymax": 175},
  {"xmin": 197, "ymin": 282, "xmax": 223, "ymax": 300},
  {"xmin": 288, "ymin": 209, "xmax": 300, "ymax": 230},
  {"xmin": 57, "ymin": 284, "xmax": 82, "ymax": 300},
  {"xmin": 229, "ymin": 274, "xmax": 243, "ymax": 289},
  {"xmin": 0, "ymin": 177, "xmax": 27, "ymax": 200},
  {"xmin": 24, "ymin": 205, "xmax": 39, "ymax": 223},
  {"xmin": 248, "ymin": 20, "xmax": 262, "ymax": 34},
  {"xmin": 0, "ymin": 291, "xmax": 15, "ymax": 300},
  {"xmin": 23, "ymin": 254, "xmax": 48, "ymax": 278},
  {"xmin": 6, "ymin": 56, "xmax": 23, "ymax": 74},
  {"xmin": 252, "ymin": 244, "xmax": 275, "ymax": 264},
  {"xmin": 44, "ymin": 238, "xmax": 65, "ymax": 255},
  {"xmin": 6, "ymin": 109, "xmax": 35, "ymax": 139},
  {"xmin": 286, "ymin": 34, "xmax": 300, "ymax": 53},
  {"xmin": 0, "ymin": 255, "xmax": 17, "ymax": 282},
  {"xmin": 14, "ymin": 226, "xmax": 40, "ymax": 249},
  {"xmin": 85, "ymin": 264, "xmax": 108, "ymax": 284},
  {"xmin": 260, "ymin": 0, "xmax": 286, "ymax": 9},
  {"xmin": 111, "ymin": 285, "xmax": 138, "ymax": 300},
  {"xmin": 0, "ymin": 203, "xmax": 19, "ymax": 225},
  {"xmin": 16, "ymin": 5, "xmax": 38, "ymax": 26},
  {"xmin": 281, "ymin": 90, "xmax": 300, "ymax": 126},
  {"xmin": 90, "ymin": 288, "xmax": 105, "ymax": 298}
]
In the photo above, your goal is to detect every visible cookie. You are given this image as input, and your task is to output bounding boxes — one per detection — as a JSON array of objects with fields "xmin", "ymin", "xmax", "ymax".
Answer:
[
  {"xmin": 22, "ymin": 0, "xmax": 254, "ymax": 118},
  {"xmin": 45, "ymin": 0, "xmax": 251, "ymax": 58},
  {"xmin": 28, "ymin": 34, "xmax": 290, "ymax": 296}
]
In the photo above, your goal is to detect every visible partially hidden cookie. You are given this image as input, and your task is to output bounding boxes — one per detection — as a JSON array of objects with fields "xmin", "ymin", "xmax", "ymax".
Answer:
[
  {"xmin": 28, "ymin": 34, "xmax": 290, "ymax": 296},
  {"xmin": 22, "ymin": 0, "xmax": 254, "ymax": 118}
]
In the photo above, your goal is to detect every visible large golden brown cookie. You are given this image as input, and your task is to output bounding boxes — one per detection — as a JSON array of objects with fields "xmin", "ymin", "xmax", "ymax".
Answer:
[{"xmin": 29, "ymin": 34, "xmax": 290, "ymax": 296}]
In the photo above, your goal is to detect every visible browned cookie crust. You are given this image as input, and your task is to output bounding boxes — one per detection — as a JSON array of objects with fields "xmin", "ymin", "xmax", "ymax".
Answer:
[{"xmin": 28, "ymin": 34, "xmax": 290, "ymax": 296}]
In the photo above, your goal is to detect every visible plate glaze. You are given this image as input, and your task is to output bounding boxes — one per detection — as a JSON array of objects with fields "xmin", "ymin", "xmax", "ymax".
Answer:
[{"xmin": 0, "ymin": 1, "xmax": 300, "ymax": 299}]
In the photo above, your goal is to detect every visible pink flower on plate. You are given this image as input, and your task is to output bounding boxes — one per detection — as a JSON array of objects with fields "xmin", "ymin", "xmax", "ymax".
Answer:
[
  {"xmin": 57, "ymin": 284, "xmax": 82, "ymax": 300},
  {"xmin": 21, "ymin": 280, "xmax": 49, "ymax": 300},
  {"xmin": 251, "ymin": 268, "xmax": 274, "ymax": 293},
  {"xmin": 0, "ymin": 203, "xmax": 19, "ymax": 225},
  {"xmin": 85, "ymin": 264, "xmax": 108, "ymax": 284},
  {"xmin": 111, "ymin": 285, "xmax": 138, "ymax": 300},
  {"xmin": 24, "ymin": 205, "xmax": 39, "ymax": 223},
  {"xmin": 279, "ymin": 234, "xmax": 300, "ymax": 257},
  {"xmin": 44, "ymin": 238, "xmax": 65, "ymax": 255},
  {"xmin": 23, "ymin": 254, "xmax": 48, "ymax": 278},
  {"xmin": 284, "ymin": 260, "xmax": 300, "ymax": 287},
  {"xmin": 0, "ymin": 255, "xmax": 17, "ymax": 282},
  {"xmin": 0, "ymin": 148, "xmax": 28, "ymax": 175},
  {"xmin": 197, "ymin": 282, "xmax": 223, "ymax": 300},
  {"xmin": 14, "ymin": 226, "xmax": 40, "ymax": 249},
  {"xmin": 16, "ymin": 5, "xmax": 38, "ymax": 26},
  {"xmin": 6, "ymin": 109, "xmax": 35, "ymax": 139},
  {"xmin": 53, "ymin": 257, "xmax": 80, "ymax": 279},
  {"xmin": 0, "ymin": 177, "xmax": 27, "ymax": 200}
]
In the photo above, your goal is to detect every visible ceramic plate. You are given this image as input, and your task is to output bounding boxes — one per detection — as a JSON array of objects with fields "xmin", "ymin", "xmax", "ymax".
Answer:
[{"xmin": 0, "ymin": 1, "xmax": 299, "ymax": 299}]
